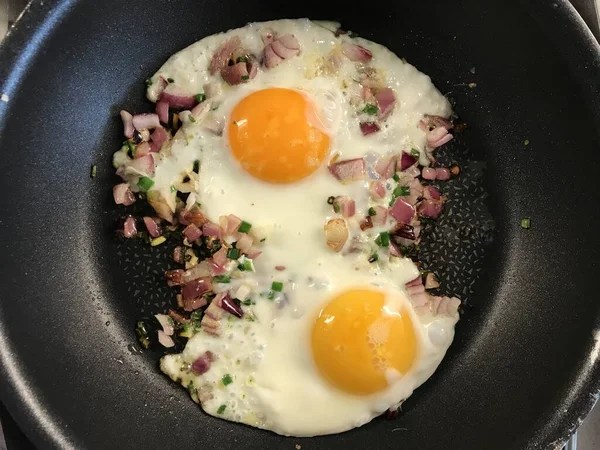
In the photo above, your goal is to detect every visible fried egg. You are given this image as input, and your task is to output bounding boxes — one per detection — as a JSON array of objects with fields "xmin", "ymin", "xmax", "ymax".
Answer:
[{"xmin": 147, "ymin": 19, "xmax": 456, "ymax": 437}]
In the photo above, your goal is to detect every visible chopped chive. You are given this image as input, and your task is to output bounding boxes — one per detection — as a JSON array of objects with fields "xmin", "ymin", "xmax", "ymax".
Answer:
[
  {"xmin": 521, "ymin": 218, "xmax": 531, "ymax": 229},
  {"xmin": 170, "ymin": 185, "xmax": 177, "ymax": 193},
  {"xmin": 410, "ymin": 148, "xmax": 420, "ymax": 158},
  {"xmin": 267, "ymin": 291, "xmax": 276, "ymax": 300},
  {"xmin": 213, "ymin": 275, "xmax": 231, "ymax": 283},
  {"xmin": 193, "ymin": 160, "xmax": 200, "ymax": 173},
  {"xmin": 227, "ymin": 248, "xmax": 240, "ymax": 259},
  {"xmin": 189, "ymin": 115, "xmax": 196, "ymax": 123},
  {"xmin": 327, "ymin": 196, "xmax": 335, "ymax": 205},
  {"xmin": 238, "ymin": 221, "xmax": 252, "ymax": 233},
  {"xmin": 90, "ymin": 164, "xmax": 97, "ymax": 179},
  {"xmin": 368, "ymin": 253, "xmax": 379, "ymax": 263},
  {"xmin": 222, "ymin": 374, "xmax": 233, "ymax": 386},
  {"xmin": 145, "ymin": 78, "xmax": 153, "ymax": 87},
  {"xmin": 524, "ymin": 139, "xmax": 530, "ymax": 146},
  {"xmin": 190, "ymin": 310, "xmax": 203, "ymax": 323},
  {"xmin": 271, "ymin": 281, "xmax": 284, "ymax": 292},
  {"xmin": 242, "ymin": 299, "xmax": 254, "ymax": 306},
  {"xmin": 167, "ymin": 77, "xmax": 175, "ymax": 83},
  {"xmin": 217, "ymin": 404, "xmax": 227, "ymax": 414},
  {"xmin": 137, "ymin": 176, "xmax": 155, "ymax": 192},
  {"xmin": 362, "ymin": 103, "xmax": 378, "ymax": 115},
  {"xmin": 241, "ymin": 75, "xmax": 250, "ymax": 81},
  {"xmin": 194, "ymin": 93, "xmax": 206, "ymax": 103},
  {"xmin": 376, "ymin": 231, "xmax": 390, "ymax": 247},
  {"xmin": 236, "ymin": 56, "xmax": 249, "ymax": 63},
  {"xmin": 389, "ymin": 197, "xmax": 397, "ymax": 207},
  {"xmin": 237, "ymin": 260, "xmax": 254, "ymax": 272},
  {"xmin": 392, "ymin": 173, "xmax": 400, "ymax": 182},
  {"xmin": 368, "ymin": 207, "xmax": 376, "ymax": 216},
  {"xmin": 333, "ymin": 201, "xmax": 341, "ymax": 213},
  {"xmin": 393, "ymin": 186, "xmax": 410, "ymax": 197},
  {"xmin": 126, "ymin": 140, "xmax": 136, "ymax": 158}
]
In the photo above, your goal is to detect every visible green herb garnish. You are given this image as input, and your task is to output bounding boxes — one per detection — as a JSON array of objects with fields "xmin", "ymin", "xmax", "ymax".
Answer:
[
  {"xmin": 193, "ymin": 160, "xmax": 200, "ymax": 173},
  {"xmin": 271, "ymin": 281, "xmax": 284, "ymax": 292},
  {"xmin": 145, "ymin": 78, "xmax": 153, "ymax": 87},
  {"xmin": 392, "ymin": 173, "xmax": 400, "ymax": 182},
  {"xmin": 393, "ymin": 186, "xmax": 410, "ymax": 197},
  {"xmin": 167, "ymin": 77, "xmax": 175, "ymax": 83},
  {"xmin": 189, "ymin": 115, "xmax": 196, "ymax": 123},
  {"xmin": 227, "ymin": 248, "xmax": 240, "ymax": 259},
  {"xmin": 238, "ymin": 260, "xmax": 254, "ymax": 272},
  {"xmin": 217, "ymin": 404, "xmax": 227, "ymax": 414},
  {"xmin": 362, "ymin": 103, "xmax": 378, "ymax": 115},
  {"xmin": 90, "ymin": 165, "xmax": 97, "ymax": 179},
  {"xmin": 137, "ymin": 176, "xmax": 155, "ymax": 192},
  {"xmin": 333, "ymin": 200, "xmax": 341, "ymax": 213},
  {"xmin": 213, "ymin": 275, "xmax": 231, "ymax": 283},
  {"xmin": 375, "ymin": 231, "xmax": 390, "ymax": 247},
  {"xmin": 410, "ymin": 148, "xmax": 420, "ymax": 158},
  {"xmin": 222, "ymin": 374, "xmax": 233, "ymax": 386},
  {"xmin": 236, "ymin": 56, "xmax": 249, "ymax": 63},
  {"xmin": 368, "ymin": 207, "xmax": 376, "ymax": 216},
  {"xmin": 194, "ymin": 93, "xmax": 206, "ymax": 103},
  {"xmin": 170, "ymin": 185, "xmax": 177, "ymax": 193},
  {"xmin": 521, "ymin": 218, "xmax": 531, "ymax": 229},
  {"xmin": 242, "ymin": 299, "xmax": 254, "ymax": 306},
  {"xmin": 368, "ymin": 253, "xmax": 379, "ymax": 263},
  {"xmin": 327, "ymin": 196, "xmax": 335, "ymax": 205},
  {"xmin": 238, "ymin": 221, "xmax": 252, "ymax": 233},
  {"xmin": 241, "ymin": 75, "xmax": 250, "ymax": 81}
]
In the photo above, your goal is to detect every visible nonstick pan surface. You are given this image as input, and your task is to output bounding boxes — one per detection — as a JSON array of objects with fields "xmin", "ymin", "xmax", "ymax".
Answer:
[{"xmin": 0, "ymin": 0, "xmax": 599, "ymax": 448}]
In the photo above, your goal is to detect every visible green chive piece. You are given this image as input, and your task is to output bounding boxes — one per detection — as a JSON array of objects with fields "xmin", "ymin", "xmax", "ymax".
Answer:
[
  {"xmin": 194, "ymin": 93, "xmax": 206, "ymax": 103},
  {"xmin": 389, "ymin": 198, "xmax": 397, "ymax": 207},
  {"xmin": 236, "ymin": 56, "xmax": 249, "ymax": 63},
  {"xmin": 393, "ymin": 186, "xmax": 410, "ymax": 197},
  {"xmin": 137, "ymin": 176, "xmax": 154, "ymax": 192},
  {"xmin": 242, "ymin": 299, "xmax": 254, "ymax": 306},
  {"xmin": 217, "ymin": 404, "xmax": 227, "ymax": 414},
  {"xmin": 145, "ymin": 78, "xmax": 153, "ymax": 87},
  {"xmin": 222, "ymin": 374, "xmax": 233, "ymax": 386},
  {"xmin": 213, "ymin": 275, "xmax": 231, "ymax": 283},
  {"xmin": 521, "ymin": 218, "xmax": 531, "ymax": 229},
  {"xmin": 189, "ymin": 115, "xmax": 196, "ymax": 123},
  {"xmin": 227, "ymin": 248, "xmax": 240, "ymax": 259},
  {"xmin": 167, "ymin": 77, "xmax": 175, "ymax": 83},
  {"xmin": 238, "ymin": 221, "xmax": 252, "ymax": 233},
  {"xmin": 333, "ymin": 201, "xmax": 341, "ymax": 213},
  {"xmin": 362, "ymin": 103, "xmax": 378, "ymax": 115},
  {"xmin": 271, "ymin": 281, "xmax": 284, "ymax": 292},
  {"xmin": 377, "ymin": 231, "xmax": 390, "ymax": 247},
  {"xmin": 170, "ymin": 185, "xmax": 176, "ymax": 193},
  {"xmin": 410, "ymin": 148, "xmax": 420, "ymax": 158},
  {"xmin": 368, "ymin": 207, "xmax": 376, "ymax": 216},
  {"xmin": 267, "ymin": 291, "xmax": 276, "ymax": 300},
  {"xmin": 327, "ymin": 196, "xmax": 335, "ymax": 205},
  {"xmin": 241, "ymin": 75, "xmax": 250, "ymax": 81},
  {"xmin": 368, "ymin": 253, "xmax": 379, "ymax": 263},
  {"xmin": 392, "ymin": 173, "xmax": 400, "ymax": 182},
  {"xmin": 193, "ymin": 160, "xmax": 200, "ymax": 173},
  {"xmin": 238, "ymin": 260, "xmax": 254, "ymax": 272},
  {"xmin": 90, "ymin": 165, "xmax": 97, "ymax": 179}
]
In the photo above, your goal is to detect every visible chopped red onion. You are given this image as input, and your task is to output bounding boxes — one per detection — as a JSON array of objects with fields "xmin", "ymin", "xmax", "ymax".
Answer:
[
  {"xmin": 165, "ymin": 269, "xmax": 185, "ymax": 287},
  {"xmin": 222, "ymin": 214, "xmax": 242, "ymax": 236},
  {"xmin": 361, "ymin": 85, "xmax": 375, "ymax": 101},
  {"xmin": 202, "ymin": 221, "xmax": 221, "ymax": 237},
  {"xmin": 417, "ymin": 199, "xmax": 443, "ymax": 219},
  {"xmin": 406, "ymin": 276, "xmax": 423, "ymax": 288},
  {"xmin": 113, "ymin": 183, "xmax": 136, "ymax": 206},
  {"xmin": 159, "ymin": 91, "xmax": 197, "ymax": 110},
  {"xmin": 360, "ymin": 122, "xmax": 380, "ymax": 136},
  {"xmin": 391, "ymin": 222, "xmax": 416, "ymax": 241},
  {"xmin": 157, "ymin": 330, "xmax": 175, "ymax": 348},
  {"xmin": 371, "ymin": 206, "xmax": 388, "ymax": 226},
  {"xmin": 424, "ymin": 272, "xmax": 440, "ymax": 289},
  {"xmin": 328, "ymin": 158, "xmax": 365, "ymax": 183},
  {"xmin": 143, "ymin": 216, "xmax": 162, "ymax": 238},
  {"xmin": 263, "ymin": 34, "xmax": 300, "ymax": 68},
  {"xmin": 220, "ymin": 294, "xmax": 244, "ymax": 318},
  {"xmin": 423, "ymin": 185, "xmax": 441, "ymax": 201},
  {"xmin": 213, "ymin": 247, "xmax": 228, "ymax": 266},
  {"xmin": 334, "ymin": 196, "xmax": 356, "ymax": 218},
  {"xmin": 180, "ymin": 205, "xmax": 207, "ymax": 227},
  {"xmin": 128, "ymin": 154, "xmax": 155, "ymax": 176},
  {"xmin": 209, "ymin": 36, "xmax": 242, "ymax": 74},
  {"xmin": 389, "ymin": 241, "xmax": 402, "ymax": 258},
  {"xmin": 184, "ymin": 296, "xmax": 208, "ymax": 312},
  {"xmin": 236, "ymin": 234, "xmax": 253, "ymax": 253},
  {"xmin": 341, "ymin": 42, "xmax": 373, "ymax": 62},
  {"xmin": 264, "ymin": 43, "xmax": 283, "ymax": 68},
  {"xmin": 150, "ymin": 127, "xmax": 169, "ymax": 153},
  {"xmin": 221, "ymin": 60, "xmax": 258, "ymax": 85},
  {"xmin": 374, "ymin": 156, "xmax": 397, "ymax": 179},
  {"xmin": 168, "ymin": 308, "xmax": 188, "ymax": 324},
  {"xmin": 375, "ymin": 88, "xmax": 396, "ymax": 119},
  {"xmin": 369, "ymin": 181, "xmax": 386, "ymax": 199},
  {"xmin": 182, "ymin": 277, "xmax": 212, "ymax": 300},
  {"xmin": 208, "ymin": 259, "xmax": 226, "ymax": 276},
  {"xmin": 191, "ymin": 351, "xmax": 216, "ymax": 375},
  {"xmin": 436, "ymin": 167, "xmax": 451, "ymax": 181},
  {"xmin": 201, "ymin": 316, "xmax": 221, "ymax": 336},
  {"xmin": 183, "ymin": 223, "xmax": 202, "ymax": 242},
  {"xmin": 246, "ymin": 248, "xmax": 262, "ymax": 260},
  {"xmin": 155, "ymin": 314, "xmax": 174, "ymax": 336},
  {"xmin": 422, "ymin": 167, "xmax": 437, "ymax": 180},
  {"xmin": 400, "ymin": 151, "xmax": 418, "ymax": 171},
  {"xmin": 156, "ymin": 101, "xmax": 169, "ymax": 124},
  {"xmin": 181, "ymin": 262, "xmax": 210, "ymax": 284},
  {"xmin": 389, "ymin": 198, "xmax": 415, "ymax": 223},
  {"xmin": 423, "ymin": 114, "xmax": 452, "ymax": 130},
  {"xmin": 134, "ymin": 142, "xmax": 151, "ymax": 159},
  {"xmin": 120, "ymin": 110, "xmax": 134, "ymax": 139},
  {"xmin": 132, "ymin": 113, "xmax": 160, "ymax": 131},
  {"xmin": 123, "ymin": 216, "xmax": 137, "ymax": 238}
]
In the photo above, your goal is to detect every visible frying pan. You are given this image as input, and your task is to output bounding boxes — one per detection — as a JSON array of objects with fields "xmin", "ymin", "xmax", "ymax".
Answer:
[{"xmin": 0, "ymin": 0, "xmax": 599, "ymax": 448}]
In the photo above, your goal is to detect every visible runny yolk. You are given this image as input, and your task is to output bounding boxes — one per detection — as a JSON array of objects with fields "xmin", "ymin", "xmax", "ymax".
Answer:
[
  {"xmin": 227, "ymin": 88, "xmax": 331, "ymax": 183},
  {"xmin": 311, "ymin": 289, "xmax": 417, "ymax": 395}
]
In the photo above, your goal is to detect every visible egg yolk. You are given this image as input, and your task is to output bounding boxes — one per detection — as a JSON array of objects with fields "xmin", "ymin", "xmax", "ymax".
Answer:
[
  {"xmin": 227, "ymin": 88, "xmax": 330, "ymax": 183},
  {"xmin": 311, "ymin": 289, "xmax": 417, "ymax": 395}
]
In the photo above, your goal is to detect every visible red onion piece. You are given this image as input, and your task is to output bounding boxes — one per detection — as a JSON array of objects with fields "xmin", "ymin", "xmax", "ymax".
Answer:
[
  {"xmin": 369, "ymin": 181, "xmax": 386, "ymax": 199},
  {"xmin": 328, "ymin": 158, "xmax": 365, "ymax": 183},
  {"xmin": 129, "ymin": 154, "xmax": 155, "ymax": 176},
  {"xmin": 246, "ymin": 248, "xmax": 262, "ymax": 260},
  {"xmin": 371, "ymin": 206, "xmax": 388, "ymax": 226},
  {"xmin": 360, "ymin": 122, "xmax": 380, "ymax": 136},
  {"xmin": 155, "ymin": 314, "xmax": 174, "ymax": 336},
  {"xmin": 202, "ymin": 221, "xmax": 221, "ymax": 237},
  {"xmin": 433, "ymin": 296, "xmax": 461, "ymax": 316},
  {"xmin": 264, "ymin": 43, "xmax": 283, "ymax": 68},
  {"xmin": 406, "ymin": 276, "xmax": 423, "ymax": 288},
  {"xmin": 236, "ymin": 234, "xmax": 253, "ymax": 253},
  {"xmin": 341, "ymin": 42, "xmax": 373, "ymax": 62},
  {"xmin": 180, "ymin": 205, "xmax": 207, "ymax": 227},
  {"xmin": 361, "ymin": 86, "xmax": 374, "ymax": 101},
  {"xmin": 208, "ymin": 259, "xmax": 226, "ymax": 276},
  {"xmin": 213, "ymin": 247, "xmax": 228, "ymax": 267},
  {"xmin": 389, "ymin": 241, "xmax": 402, "ymax": 258},
  {"xmin": 168, "ymin": 309, "xmax": 188, "ymax": 324},
  {"xmin": 407, "ymin": 178, "xmax": 424, "ymax": 205},
  {"xmin": 271, "ymin": 39, "xmax": 299, "ymax": 59},
  {"xmin": 182, "ymin": 277, "xmax": 212, "ymax": 300},
  {"xmin": 375, "ymin": 88, "xmax": 396, "ymax": 119},
  {"xmin": 436, "ymin": 168, "xmax": 451, "ymax": 181},
  {"xmin": 209, "ymin": 36, "xmax": 242, "ymax": 74},
  {"xmin": 120, "ymin": 110, "xmax": 134, "ymax": 139},
  {"xmin": 134, "ymin": 142, "xmax": 151, "ymax": 159},
  {"xmin": 159, "ymin": 91, "xmax": 197, "ymax": 110},
  {"xmin": 374, "ymin": 156, "xmax": 397, "ymax": 179},
  {"xmin": 334, "ymin": 196, "xmax": 356, "ymax": 218},
  {"xmin": 184, "ymin": 296, "xmax": 208, "ymax": 312},
  {"xmin": 400, "ymin": 151, "xmax": 418, "ymax": 171},
  {"xmin": 191, "ymin": 351, "xmax": 216, "ymax": 375},
  {"xmin": 123, "ymin": 216, "xmax": 137, "ymax": 238},
  {"xmin": 221, "ymin": 61, "xmax": 257, "ymax": 85},
  {"xmin": 158, "ymin": 330, "xmax": 175, "ymax": 348},
  {"xmin": 220, "ymin": 294, "xmax": 244, "ymax": 318},
  {"xmin": 423, "ymin": 185, "xmax": 441, "ymax": 201},
  {"xmin": 223, "ymin": 214, "xmax": 242, "ymax": 236},
  {"xmin": 113, "ymin": 183, "xmax": 136, "ymax": 206},
  {"xmin": 150, "ymin": 127, "xmax": 169, "ymax": 153},
  {"xmin": 389, "ymin": 198, "xmax": 415, "ymax": 223},
  {"xmin": 423, "ymin": 114, "xmax": 452, "ymax": 130},
  {"xmin": 263, "ymin": 34, "xmax": 300, "ymax": 68},
  {"xmin": 165, "ymin": 269, "xmax": 185, "ymax": 287},
  {"xmin": 422, "ymin": 167, "xmax": 437, "ymax": 180},
  {"xmin": 424, "ymin": 272, "xmax": 440, "ymax": 289},
  {"xmin": 156, "ymin": 101, "xmax": 169, "ymax": 124},
  {"xmin": 143, "ymin": 217, "xmax": 162, "ymax": 238},
  {"xmin": 132, "ymin": 113, "xmax": 160, "ymax": 131},
  {"xmin": 203, "ymin": 82, "xmax": 222, "ymax": 99},
  {"xmin": 181, "ymin": 262, "xmax": 210, "ymax": 283},
  {"xmin": 417, "ymin": 199, "xmax": 443, "ymax": 219},
  {"xmin": 183, "ymin": 223, "xmax": 202, "ymax": 242},
  {"xmin": 154, "ymin": 76, "xmax": 168, "ymax": 97}
]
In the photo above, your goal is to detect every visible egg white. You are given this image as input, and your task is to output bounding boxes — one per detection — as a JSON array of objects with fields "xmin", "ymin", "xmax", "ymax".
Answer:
[{"xmin": 154, "ymin": 18, "xmax": 456, "ymax": 437}]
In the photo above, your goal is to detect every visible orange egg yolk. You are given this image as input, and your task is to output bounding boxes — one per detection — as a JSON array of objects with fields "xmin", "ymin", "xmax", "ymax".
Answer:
[
  {"xmin": 227, "ymin": 88, "xmax": 331, "ymax": 183},
  {"xmin": 311, "ymin": 289, "xmax": 417, "ymax": 395}
]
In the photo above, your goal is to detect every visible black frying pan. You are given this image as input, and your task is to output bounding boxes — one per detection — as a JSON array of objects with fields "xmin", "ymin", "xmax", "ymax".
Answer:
[{"xmin": 0, "ymin": 0, "xmax": 599, "ymax": 448}]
